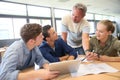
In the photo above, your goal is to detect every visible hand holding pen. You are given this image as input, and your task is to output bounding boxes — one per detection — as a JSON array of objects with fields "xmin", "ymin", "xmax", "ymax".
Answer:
[
  {"xmin": 82, "ymin": 50, "xmax": 100, "ymax": 61},
  {"xmin": 81, "ymin": 53, "xmax": 91, "ymax": 61},
  {"xmin": 81, "ymin": 50, "xmax": 94, "ymax": 61}
]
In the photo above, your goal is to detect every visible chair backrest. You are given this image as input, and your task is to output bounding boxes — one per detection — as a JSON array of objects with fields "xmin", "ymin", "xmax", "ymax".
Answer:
[{"xmin": 0, "ymin": 38, "xmax": 20, "ymax": 47}]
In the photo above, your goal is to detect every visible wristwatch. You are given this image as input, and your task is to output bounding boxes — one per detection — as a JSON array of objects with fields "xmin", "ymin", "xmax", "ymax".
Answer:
[{"xmin": 84, "ymin": 49, "xmax": 90, "ymax": 53}]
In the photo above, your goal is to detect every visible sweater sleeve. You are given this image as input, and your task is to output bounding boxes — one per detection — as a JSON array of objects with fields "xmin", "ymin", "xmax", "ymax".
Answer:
[
  {"xmin": 39, "ymin": 46, "xmax": 60, "ymax": 63},
  {"xmin": 59, "ymin": 38, "xmax": 77, "ymax": 58}
]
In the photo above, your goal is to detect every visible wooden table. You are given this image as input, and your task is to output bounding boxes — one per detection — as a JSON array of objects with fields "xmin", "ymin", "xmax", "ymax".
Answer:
[{"xmin": 52, "ymin": 61, "xmax": 120, "ymax": 80}]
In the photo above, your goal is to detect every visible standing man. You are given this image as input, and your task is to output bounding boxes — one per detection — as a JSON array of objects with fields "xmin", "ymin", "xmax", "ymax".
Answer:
[
  {"xmin": 0, "ymin": 23, "xmax": 59, "ymax": 80},
  {"xmin": 61, "ymin": 3, "xmax": 90, "ymax": 55},
  {"xmin": 39, "ymin": 25, "xmax": 77, "ymax": 63}
]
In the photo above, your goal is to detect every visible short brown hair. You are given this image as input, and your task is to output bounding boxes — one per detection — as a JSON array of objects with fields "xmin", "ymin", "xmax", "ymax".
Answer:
[
  {"xmin": 98, "ymin": 20, "xmax": 115, "ymax": 33},
  {"xmin": 20, "ymin": 23, "xmax": 42, "ymax": 43}
]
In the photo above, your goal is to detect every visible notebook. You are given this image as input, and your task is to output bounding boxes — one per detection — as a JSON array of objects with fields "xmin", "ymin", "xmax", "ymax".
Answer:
[
  {"xmin": 49, "ymin": 60, "xmax": 80, "ymax": 74},
  {"xmin": 71, "ymin": 63, "xmax": 119, "ymax": 77}
]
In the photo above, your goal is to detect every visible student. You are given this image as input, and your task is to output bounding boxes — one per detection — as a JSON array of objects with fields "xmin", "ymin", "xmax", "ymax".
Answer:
[
  {"xmin": 0, "ymin": 23, "xmax": 59, "ymax": 80},
  {"xmin": 39, "ymin": 25, "xmax": 77, "ymax": 63},
  {"xmin": 87, "ymin": 20, "xmax": 120, "ymax": 62},
  {"xmin": 61, "ymin": 3, "xmax": 90, "ymax": 55}
]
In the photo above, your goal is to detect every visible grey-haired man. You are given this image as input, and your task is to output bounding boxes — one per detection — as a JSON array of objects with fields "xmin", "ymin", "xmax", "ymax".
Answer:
[{"xmin": 61, "ymin": 3, "xmax": 90, "ymax": 55}]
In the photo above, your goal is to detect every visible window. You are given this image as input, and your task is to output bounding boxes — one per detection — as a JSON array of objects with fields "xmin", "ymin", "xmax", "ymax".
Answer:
[
  {"xmin": 27, "ymin": 5, "xmax": 51, "ymax": 17},
  {"xmin": 85, "ymin": 13, "xmax": 94, "ymax": 20},
  {"xmin": 56, "ymin": 20, "xmax": 62, "ymax": 35},
  {"xmin": 54, "ymin": 9, "xmax": 71, "ymax": 34},
  {"xmin": 112, "ymin": 23, "xmax": 117, "ymax": 37},
  {"xmin": 54, "ymin": 9, "xmax": 71, "ymax": 18},
  {"xmin": 13, "ymin": 18, "xmax": 27, "ymax": 38},
  {"xmin": 0, "ymin": 18, "xmax": 27, "ymax": 40},
  {"xmin": 0, "ymin": 2, "xmax": 26, "ymax": 15},
  {"xmin": 29, "ymin": 19, "xmax": 51, "ymax": 26},
  {"xmin": 95, "ymin": 14, "xmax": 103, "ymax": 20},
  {"xmin": 0, "ymin": 18, "xmax": 13, "ymax": 39},
  {"xmin": 89, "ymin": 22, "xmax": 95, "ymax": 34},
  {"xmin": 109, "ymin": 16, "xmax": 115, "ymax": 21},
  {"xmin": 102, "ymin": 15, "xmax": 109, "ymax": 20}
]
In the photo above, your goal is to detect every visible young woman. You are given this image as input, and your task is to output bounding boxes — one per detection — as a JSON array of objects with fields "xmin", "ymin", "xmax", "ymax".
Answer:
[{"xmin": 87, "ymin": 20, "xmax": 120, "ymax": 62}]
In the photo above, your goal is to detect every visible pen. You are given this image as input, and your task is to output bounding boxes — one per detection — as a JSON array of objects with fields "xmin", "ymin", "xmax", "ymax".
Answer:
[
  {"xmin": 81, "ymin": 56, "xmax": 87, "ymax": 61},
  {"xmin": 81, "ymin": 53, "xmax": 90, "ymax": 61}
]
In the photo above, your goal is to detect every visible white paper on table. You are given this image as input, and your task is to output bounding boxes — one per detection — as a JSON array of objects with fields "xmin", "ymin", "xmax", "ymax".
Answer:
[
  {"xmin": 34, "ymin": 63, "xmax": 40, "ymax": 70},
  {"xmin": 71, "ymin": 63, "xmax": 119, "ymax": 77},
  {"xmin": 76, "ymin": 56, "xmax": 93, "ymax": 62}
]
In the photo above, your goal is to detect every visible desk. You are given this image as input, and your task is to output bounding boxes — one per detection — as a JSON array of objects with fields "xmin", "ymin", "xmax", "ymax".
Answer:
[{"xmin": 52, "ymin": 62, "xmax": 120, "ymax": 80}]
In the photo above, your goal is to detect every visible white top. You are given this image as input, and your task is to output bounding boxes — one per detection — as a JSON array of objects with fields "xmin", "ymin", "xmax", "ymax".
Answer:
[{"xmin": 61, "ymin": 14, "xmax": 90, "ymax": 48}]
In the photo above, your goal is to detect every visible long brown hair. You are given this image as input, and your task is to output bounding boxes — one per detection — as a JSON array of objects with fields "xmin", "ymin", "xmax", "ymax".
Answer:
[{"xmin": 98, "ymin": 20, "xmax": 115, "ymax": 33}]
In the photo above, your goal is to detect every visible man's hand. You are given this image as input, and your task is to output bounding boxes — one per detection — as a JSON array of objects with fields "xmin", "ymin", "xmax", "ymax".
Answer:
[
  {"xmin": 67, "ymin": 55, "xmax": 75, "ymax": 60},
  {"xmin": 59, "ymin": 55, "xmax": 69, "ymax": 61}
]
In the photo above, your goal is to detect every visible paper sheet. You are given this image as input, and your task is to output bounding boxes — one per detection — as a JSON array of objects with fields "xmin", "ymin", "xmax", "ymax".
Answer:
[
  {"xmin": 76, "ymin": 56, "xmax": 93, "ymax": 62},
  {"xmin": 71, "ymin": 63, "xmax": 119, "ymax": 77}
]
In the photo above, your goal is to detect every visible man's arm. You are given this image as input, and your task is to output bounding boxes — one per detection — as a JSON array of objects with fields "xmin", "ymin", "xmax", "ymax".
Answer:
[
  {"xmin": 18, "ymin": 67, "xmax": 59, "ymax": 80},
  {"xmin": 61, "ymin": 24, "xmax": 68, "ymax": 42},
  {"xmin": 59, "ymin": 38, "xmax": 77, "ymax": 59},
  {"xmin": 61, "ymin": 32, "xmax": 67, "ymax": 42},
  {"xmin": 67, "ymin": 55, "xmax": 75, "ymax": 60},
  {"xmin": 82, "ymin": 33, "xmax": 90, "ymax": 54},
  {"xmin": 39, "ymin": 47, "xmax": 60, "ymax": 62},
  {"xmin": 59, "ymin": 55, "xmax": 69, "ymax": 61},
  {"xmin": 18, "ymin": 70, "xmax": 40, "ymax": 80}
]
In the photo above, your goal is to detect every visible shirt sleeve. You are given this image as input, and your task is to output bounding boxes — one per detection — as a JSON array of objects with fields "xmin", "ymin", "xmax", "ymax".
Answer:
[
  {"xmin": 89, "ymin": 37, "xmax": 94, "ymax": 51},
  {"xmin": 0, "ymin": 49, "xmax": 20, "ymax": 80},
  {"xmin": 82, "ymin": 26, "xmax": 90, "ymax": 33},
  {"xmin": 113, "ymin": 40, "xmax": 120, "ymax": 52},
  {"xmin": 61, "ymin": 24, "xmax": 68, "ymax": 32},
  {"xmin": 39, "ymin": 47, "xmax": 60, "ymax": 63},
  {"xmin": 35, "ymin": 47, "xmax": 49, "ymax": 67},
  {"xmin": 59, "ymin": 38, "xmax": 77, "ymax": 58}
]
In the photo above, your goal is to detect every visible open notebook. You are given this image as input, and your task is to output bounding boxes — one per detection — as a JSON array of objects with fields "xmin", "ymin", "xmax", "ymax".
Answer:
[
  {"xmin": 49, "ymin": 60, "xmax": 80, "ymax": 74},
  {"xmin": 71, "ymin": 63, "xmax": 119, "ymax": 77}
]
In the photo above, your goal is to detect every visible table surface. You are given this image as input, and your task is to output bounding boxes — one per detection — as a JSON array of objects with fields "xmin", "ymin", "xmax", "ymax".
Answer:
[{"xmin": 0, "ymin": 48, "xmax": 6, "ymax": 52}]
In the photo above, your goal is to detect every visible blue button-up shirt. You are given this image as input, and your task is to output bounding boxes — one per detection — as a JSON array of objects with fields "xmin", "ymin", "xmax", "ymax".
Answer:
[
  {"xmin": 39, "ymin": 38, "xmax": 77, "ymax": 63},
  {"xmin": 0, "ymin": 39, "xmax": 49, "ymax": 80}
]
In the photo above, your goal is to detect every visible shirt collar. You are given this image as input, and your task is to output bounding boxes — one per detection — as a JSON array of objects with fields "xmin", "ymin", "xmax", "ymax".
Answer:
[{"xmin": 20, "ymin": 39, "xmax": 31, "ymax": 54}]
